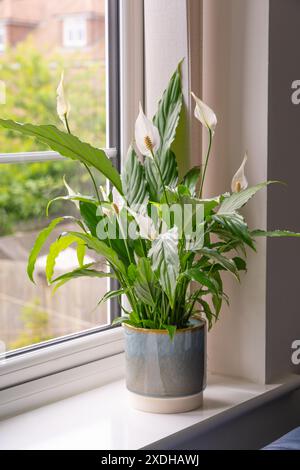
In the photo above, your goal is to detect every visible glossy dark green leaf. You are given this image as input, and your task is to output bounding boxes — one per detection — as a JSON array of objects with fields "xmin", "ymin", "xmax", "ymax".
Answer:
[
  {"xmin": 200, "ymin": 247, "xmax": 239, "ymax": 280},
  {"xmin": 186, "ymin": 268, "xmax": 219, "ymax": 295},
  {"xmin": 79, "ymin": 201, "xmax": 99, "ymax": 237},
  {"xmin": 182, "ymin": 166, "xmax": 201, "ymax": 196},
  {"xmin": 213, "ymin": 213, "xmax": 256, "ymax": 251}
]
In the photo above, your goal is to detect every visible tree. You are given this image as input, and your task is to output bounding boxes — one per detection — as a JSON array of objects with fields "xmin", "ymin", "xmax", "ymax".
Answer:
[
  {"xmin": 0, "ymin": 39, "xmax": 106, "ymax": 235},
  {"xmin": 9, "ymin": 298, "xmax": 52, "ymax": 350}
]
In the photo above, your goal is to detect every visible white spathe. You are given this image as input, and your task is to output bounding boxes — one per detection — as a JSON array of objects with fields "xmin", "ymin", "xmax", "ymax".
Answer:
[
  {"xmin": 56, "ymin": 71, "xmax": 70, "ymax": 125},
  {"xmin": 231, "ymin": 153, "xmax": 248, "ymax": 193},
  {"xmin": 128, "ymin": 209, "xmax": 158, "ymax": 241},
  {"xmin": 191, "ymin": 92, "xmax": 217, "ymax": 132},
  {"xmin": 134, "ymin": 103, "xmax": 161, "ymax": 157}
]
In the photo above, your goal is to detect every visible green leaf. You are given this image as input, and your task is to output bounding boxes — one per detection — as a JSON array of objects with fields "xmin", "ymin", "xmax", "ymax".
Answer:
[
  {"xmin": 27, "ymin": 217, "xmax": 64, "ymax": 283},
  {"xmin": 98, "ymin": 288, "xmax": 124, "ymax": 306},
  {"xmin": 162, "ymin": 324, "xmax": 177, "ymax": 340},
  {"xmin": 141, "ymin": 319, "xmax": 158, "ymax": 329},
  {"xmin": 0, "ymin": 120, "xmax": 123, "ymax": 193},
  {"xmin": 217, "ymin": 182, "xmax": 277, "ymax": 215},
  {"xmin": 144, "ymin": 65, "xmax": 182, "ymax": 201},
  {"xmin": 213, "ymin": 213, "xmax": 256, "ymax": 251},
  {"xmin": 182, "ymin": 166, "xmax": 201, "ymax": 196},
  {"xmin": 112, "ymin": 315, "xmax": 129, "ymax": 326},
  {"xmin": 145, "ymin": 149, "xmax": 178, "ymax": 201},
  {"xmin": 251, "ymin": 229, "xmax": 300, "ymax": 238},
  {"xmin": 127, "ymin": 264, "xmax": 137, "ymax": 284},
  {"xmin": 122, "ymin": 146, "xmax": 149, "ymax": 210},
  {"xmin": 51, "ymin": 265, "xmax": 114, "ymax": 292},
  {"xmin": 134, "ymin": 258, "xmax": 158, "ymax": 307},
  {"xmin": 47, "ymin": 195, "xmax": 98, "ymax": 216},
  {"xmin": 186, "ymin": 268, "xmax": 220, "ymax": 295},
  {"xmin": 181, "ymin": 195, "xmax": 219, "ymax": 218},
  {"xmin": 79, "ymin": 201, "xmax": 99, "ymax": 237},
  {"xmin": 46, "ymin": 234, "xmax": 79, "ymax": 283},
  {"xmin": 148, "ymin": 227, "xmax": 179, "ymax": 308},
  {"xmin": 199, "ymin": 247, "xmax": 239, "ymax": 280},
  {"xmin": 199, "ymin": 298, "xmax": 215, "ymax": 330},
  {"xmin": 76, "ymin": 243, "xmax": 86, "ymax": 267},
  {"xmin": 68, "ymin": 231, "xmax": 127, "ymax": 276},
  {"xmin": 233, "ymin": 257, "xmax": 247, "ymax": 271},
  {"xmin": 153, "ymin": 65, "xmax": 183, "ymax": 158}
]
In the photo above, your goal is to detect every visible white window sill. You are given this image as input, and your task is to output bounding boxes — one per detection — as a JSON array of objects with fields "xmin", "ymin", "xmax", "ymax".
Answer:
[{"xmin": 0, "ymin": 374, "xmax": 279, "ymax": 450}]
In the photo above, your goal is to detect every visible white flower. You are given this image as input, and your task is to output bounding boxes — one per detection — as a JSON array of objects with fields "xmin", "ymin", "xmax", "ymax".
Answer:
[
  {"xmin": 135, "ymin": 103, "xmax": 161, "ymax": 157},
  {"xmin": 128, "ymin": 209, "xmax": 158, "ymax": 241},
  {"xmin": 56, "ymin": 72, "xmax": 70, "ymax": 125},
  {"xmin": 231, "ymin": 153, "xmax": 248, "ymax": 193},
  {"xmin": 191, "ymin": 92, "xmax": 217, "ymax": 132},
  {"xmin": 100, "ymin": 186, "xmax": 125, "ymax": 216},
  {"xmin": 63, "ymin": 176, "xmax": 79, "ymax": 209}
]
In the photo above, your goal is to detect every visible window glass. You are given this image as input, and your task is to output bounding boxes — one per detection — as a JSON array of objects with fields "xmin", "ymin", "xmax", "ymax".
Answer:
[{"xmin": 0, "ymin": 0, "xmax": 110, "ymax": 354}]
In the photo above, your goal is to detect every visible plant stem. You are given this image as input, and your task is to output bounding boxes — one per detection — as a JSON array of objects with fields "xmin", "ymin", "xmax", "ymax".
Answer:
[
  {"xmin": 150, "ymin": 149, "xmax": 170, "ymax": 206},
  {"xmin": 140, "ymin": 237, "xmax": 147, "ymax": 257},
  {"xmin": 64, "ymin": 115, "xmax": 101, "ymax": 205},
  {"xmin": 199, "ymin": 128, "xmax": 213, "ymax": 199},
  {"xmin": 117, "ymin": 213, "xmax": 134, "ymax": 265}
]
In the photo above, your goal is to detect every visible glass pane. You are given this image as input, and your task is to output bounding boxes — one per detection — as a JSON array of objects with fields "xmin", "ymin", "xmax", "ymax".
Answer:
[
  {"xmin": 0, "ymin": 0, "xmax": 106, "ymax": 150},
  {"xmin": 0, "ymin": 160, "xmax": 109, "ymax": 353},
  {"xmin": 0, "ymin": 0, "xmax": 109, "ymax": 353}
]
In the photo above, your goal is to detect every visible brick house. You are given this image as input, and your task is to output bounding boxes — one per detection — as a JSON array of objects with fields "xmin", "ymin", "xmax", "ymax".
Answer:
[{"xmin": 0, "ymin": 0, "xmax": 105, "ymax": 59}]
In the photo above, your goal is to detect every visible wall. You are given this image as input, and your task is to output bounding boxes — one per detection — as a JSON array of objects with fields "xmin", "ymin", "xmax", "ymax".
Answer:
[
  {"xmin": 267, "ymin": 0, "xmax": 300, "ymax": 381},
  {"xmin": 203, "ymin": 0, "xmax": 269, "ymax": 383},
  {"xmin": 144, "ymin": 0, "xmax": 300, "ymax": 383},
  {"xmin": 144, "ymin": 0, "xmax": 202, "ymax": 176}
]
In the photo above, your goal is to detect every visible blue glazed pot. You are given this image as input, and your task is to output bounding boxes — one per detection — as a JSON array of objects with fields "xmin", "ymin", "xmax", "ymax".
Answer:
[{"xmin": 123, "ymin": 318, "xmax": 206, "ymax": 413}]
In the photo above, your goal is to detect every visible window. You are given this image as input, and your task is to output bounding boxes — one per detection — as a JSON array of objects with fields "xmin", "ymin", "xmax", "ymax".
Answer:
[
  {"xmin": 0, "ymin": 0, "xmax": 120, "ymax": 358},
  {"xmin": 0, "ymin": 23, "xmax": 5, "ymax": 52},
  {"xmin": 63, "ymin": 16, "xmax": 87, "ymax": 49}
]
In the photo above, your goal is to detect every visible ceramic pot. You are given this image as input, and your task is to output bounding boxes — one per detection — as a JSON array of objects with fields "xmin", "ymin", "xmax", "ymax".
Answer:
[{"xmin": 123, "ymin": 318, "xmax": 206, "ymax": 413}]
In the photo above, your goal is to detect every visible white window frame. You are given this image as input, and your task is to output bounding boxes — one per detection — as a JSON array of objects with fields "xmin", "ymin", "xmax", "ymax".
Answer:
[
  {"xmin": 63, "ymin": 15, "xmax": 88, "ymax": 49},
  {"xmin": 0, "ymin": 0, "xmax": 144, "ymax": 417}
]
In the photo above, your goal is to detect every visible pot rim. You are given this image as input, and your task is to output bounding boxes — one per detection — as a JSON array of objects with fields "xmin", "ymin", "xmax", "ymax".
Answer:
[{"xmin": 122, "ymin": 316, "xmax": 206, "ymax": 335}]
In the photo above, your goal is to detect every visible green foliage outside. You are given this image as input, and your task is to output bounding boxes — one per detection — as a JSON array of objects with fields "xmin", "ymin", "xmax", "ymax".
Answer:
[
  {"xmin": 0, "ymin": 39, "xmax": 106, "ymax": 236},
  {"xmin": 9, "ymin": 298, "xmax": 52, "ymax": 350}
]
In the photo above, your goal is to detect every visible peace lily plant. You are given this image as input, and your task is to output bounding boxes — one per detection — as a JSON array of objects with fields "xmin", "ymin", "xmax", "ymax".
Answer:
[{"xmin": 0, "ymin": 65, "xmax": 299, "ymax": 340}]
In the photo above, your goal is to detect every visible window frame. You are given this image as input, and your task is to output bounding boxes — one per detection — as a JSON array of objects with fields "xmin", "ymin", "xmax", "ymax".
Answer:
[{"xmin": 0, "ymin": 0, "xmax": 144, "ymax": 407}]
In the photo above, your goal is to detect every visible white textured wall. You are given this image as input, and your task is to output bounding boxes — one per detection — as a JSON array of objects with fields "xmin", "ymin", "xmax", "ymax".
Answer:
[{"xmin": 203, "ymin": 0, "xmax": 269, "ymax": 383}]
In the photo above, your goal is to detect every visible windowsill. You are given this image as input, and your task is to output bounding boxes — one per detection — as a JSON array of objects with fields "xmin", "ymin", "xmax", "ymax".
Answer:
[{"xmin": 0, "ymin": 374, "xmax": 279, "ymax": 450}]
